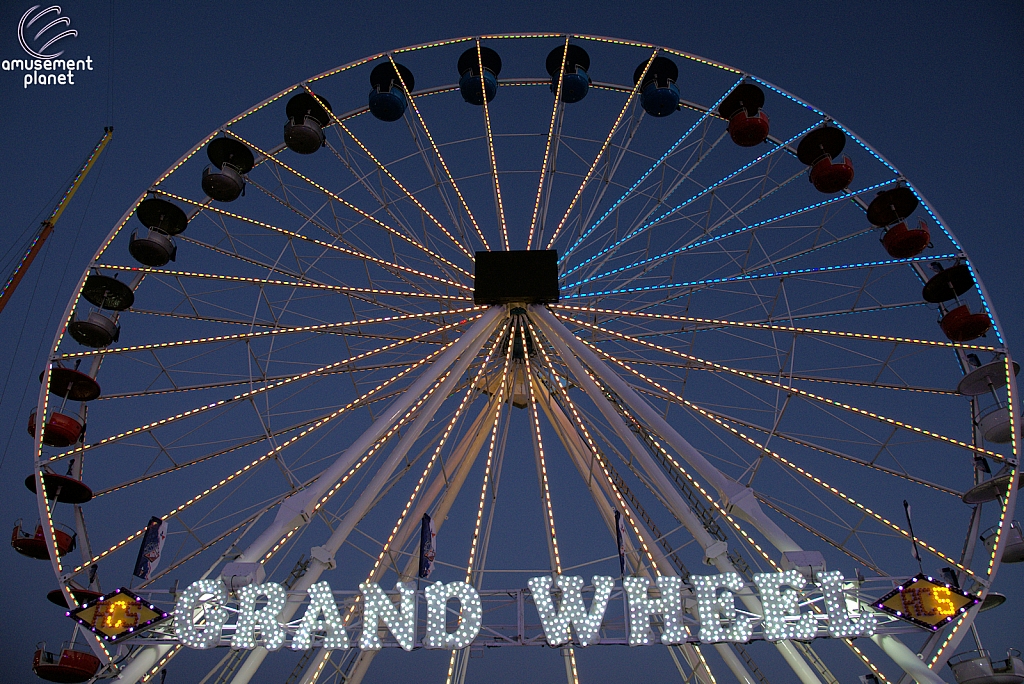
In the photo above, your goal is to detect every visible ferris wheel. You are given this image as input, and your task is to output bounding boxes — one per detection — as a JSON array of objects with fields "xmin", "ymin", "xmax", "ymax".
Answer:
[{"xmin": 17, "ymin": 34, "xmax": 1023, "ymax": 684}]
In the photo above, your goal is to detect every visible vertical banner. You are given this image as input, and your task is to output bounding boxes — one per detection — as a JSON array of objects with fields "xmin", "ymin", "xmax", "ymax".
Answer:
[
  {"xmin": 418, "ymin": 513, "xmax": 436, "ymax": 579},
  {"xmin": 133, "ymin": 516, "xmax": 167, "ymax": 580},
  {"xmin": 615, "ymin": 510, "xmax": 627, "ymax": 577}
]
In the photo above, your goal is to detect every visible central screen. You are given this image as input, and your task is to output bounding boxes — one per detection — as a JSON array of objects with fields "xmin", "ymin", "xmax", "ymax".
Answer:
[{"xmin": 473, "ymin": 250, "xmax": 560, "ymax": 305}]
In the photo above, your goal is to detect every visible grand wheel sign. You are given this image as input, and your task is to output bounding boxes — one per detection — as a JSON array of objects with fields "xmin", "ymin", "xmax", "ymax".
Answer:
[{"xmin": 95, "ymin": 569, "xmax": 960, "ymax": 652}]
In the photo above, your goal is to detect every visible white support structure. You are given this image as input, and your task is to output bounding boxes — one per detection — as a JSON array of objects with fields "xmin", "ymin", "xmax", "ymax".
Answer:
[
  {"xmin": 227, "ymin": 310, "xmax": 501, "ymax": 684},
  {"xmin": 533, "ymin": 375, "xmax": 756, "ymax": 684},
  {"xmin": 318, "ymin": 395, "xmax": 504, "ymax": 684},
  {"xmin": 533, "ymin": 307, "xmax": 824, "ymax": 684},
  {"xmin": 534, "ymin": 306, "xmax": 949, "ymax": 684},
  {"xmin": 114, "ymin": 644, "xmax": 171, "ymax": 682},
  {"xmin": 532, "ymin": 306, "xmax": 799, "ymax": 553},
  {"xmin": 234, "ymin": 306, "xmax": 504, "ymax": 567}
]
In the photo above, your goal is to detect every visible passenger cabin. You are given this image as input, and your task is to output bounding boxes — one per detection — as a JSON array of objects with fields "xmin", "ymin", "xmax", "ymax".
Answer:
[
  {"xmin": 29, "ymin": 363, "xmax": 101, "ymax": 447},
  {"xmin": 797, "ymin": 126, "xmax": 854, "ymax": 193},
  {"xmin": 201, "ymin": 137, "xmax": 254, "ymax": 202},
  {"xmin": 867, "ymin": 187, "xmax": 931, "ymax": 259},
  {"xmin": 923, "ymin": 262, "xmax": 991, "ymax": 342},
  {"xmin": 457, "ymin": 46, "xmax": 501, "ymax": 105},
  {"xmin": 32, "ymin": 642, "xmax": 101, "ymax": 683},
  {"xmin": 546, "ymin": 44, "xmax": 591, "ymax": 103},
  {"xmin": 368, "ymin": 63, "xmax": 413, "ymax": 121},
  {"xmin": 128, "ymin": 197, "xmax": 187, "ymax": 268},
  {"xmin": 982, "ymin": 521, "xmax": 1024, "ymax": 564},
  {"xmin": 11, "ymin": 520, "xmax": 76, "ymax": 559},
  {"xmin": 718, "ymin": 83, "xmax": 770, "ymax": 147},
  {"xmin": 284, "ymin": 92, "xmax": 332, "ymax": 152},
  {"xmin": 634, "ymin": 55, "xmax": 680, "ymax": 117},
  {"xmin": 69, "ymin": 273, "xmax": 133, "ymax": 350},
  {"xmin": 949, "ymin": 649, "xmax": 1024, "ymax": 684}
]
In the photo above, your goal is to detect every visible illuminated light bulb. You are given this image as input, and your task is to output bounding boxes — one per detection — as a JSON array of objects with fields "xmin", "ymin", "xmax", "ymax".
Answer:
[
  {"xmin": 423, "ymin": 581, "xmax": 483, "ymax": 649},
  {"xmin": 623, "ymin": 576, "xmax": 687, "ymax": 645},
  {"xmin": 818, "ymin": 571, "xmax": 876, "ymax": 638},
  {"xmin": 231, "ymin": 582, "xmax": 287, "ymax": 651},
  {"xmin": 693, "ymin": 572, "xmax": 751, "ymax": 643},
  {"xmin": 358, "ymin": 581, "xmax": 416, "ymax": 651},
  {"xmin": 528, "ymin": 575, "xmax": 613, "ymax": 647},
  {"xmin": 290, "ymin": 581, "xmax": 350, "ymax": 650},
  {"xmin": 753, "ymin": 570, "xmax": 817, "ymax": 641},
  {"xmin": 174, "ymin": 580, "xmax": 229, "ymax": 649}
]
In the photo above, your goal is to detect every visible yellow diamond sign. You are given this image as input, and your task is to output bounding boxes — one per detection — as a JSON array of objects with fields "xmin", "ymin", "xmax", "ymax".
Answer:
[
  {"xmin": 67, "ymin": 587, "xmax": 170, "ymax": 642},
  {"xmin": 873, "ymin": 574, "xmax": 979, "ymax": 631}
]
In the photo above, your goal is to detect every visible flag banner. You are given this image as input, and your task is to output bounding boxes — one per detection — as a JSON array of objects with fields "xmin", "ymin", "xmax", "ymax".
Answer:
[
  {"xmin": 903, "ymin": 501, "xmax": 922, "ymax": 562},
  {"xmin": 133, "ymin": 516, "xmax": 167, "ymax": 580},
  {"xmin": 418, "ymin": 513, "xmax": 436, "ymax": 579},
  {"xmin": 615, "ymin": 510, "xmax": 627, "ymax": 577}
]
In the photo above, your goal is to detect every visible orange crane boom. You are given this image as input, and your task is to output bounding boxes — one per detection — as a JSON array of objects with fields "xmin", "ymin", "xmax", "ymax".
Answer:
[{"xmin": 0, "ymin": 126, "xmax": 113, "ymax": 315}]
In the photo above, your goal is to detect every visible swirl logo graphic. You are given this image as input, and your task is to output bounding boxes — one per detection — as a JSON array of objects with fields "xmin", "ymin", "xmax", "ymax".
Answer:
[{"xmin": 18, "ymin": 5, "xmax": 77, "ymax": 60}]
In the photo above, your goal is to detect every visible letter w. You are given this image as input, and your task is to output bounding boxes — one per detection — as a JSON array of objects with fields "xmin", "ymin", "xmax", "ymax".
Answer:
[{"xmin": 528, "ymin": 575, "xmax": 613, "ymax": 647}]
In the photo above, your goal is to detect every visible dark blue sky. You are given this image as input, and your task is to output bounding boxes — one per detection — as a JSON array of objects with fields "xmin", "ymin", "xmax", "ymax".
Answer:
[{"xmin": 0, "ymin": 2, "xmax": 1021, "ymax": 682}]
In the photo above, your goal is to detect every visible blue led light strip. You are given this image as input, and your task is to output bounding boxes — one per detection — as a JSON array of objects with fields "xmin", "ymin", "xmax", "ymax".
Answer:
[
  {"xmin": 558, "ymin": 77, "xmax": 745, "ymax": 266},
  {"xmin": 561, "ymin": 120, "xmax": 824, "ymax": 280},
  {"xmin": 565, "ymin": 253, "xmax": 958, "ymax": 299},
  {"xmin": 568, "ymin": 179, "xmax": 897, "ymax": 289}
]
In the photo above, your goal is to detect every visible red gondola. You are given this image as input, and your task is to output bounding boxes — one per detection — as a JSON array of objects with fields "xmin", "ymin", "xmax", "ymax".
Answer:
[
  {"xmin": 808, "ymin": 155, "xmax": 855, "ymax": 193},
  {"xmin": 11, "ymin": 520, "xmax": 76, "ymax": 559},
  {"xmin": 719, "ymin": 83, "xmax": 770, "ymax": 147},
  {"xmin": 24, "ymin": 470, "xmax": 93, "ymax": 504},
  {"xmin": 881, "ymin": 219, "xmax": 931, "ymax": 259},
  {"xmin": 27, "ymin": 410, "xmax": 83, "ymax": 448},
  {"xmin": 940, "ymin": 304, "xmax": 991, "ymax": 342},
  {"xmin": 728, "ymin": 110, "xmax": 771, "ymax": 147},
  {"xmin": 32, "ymin": 642, "xmax": 101, "ymax": 683},
  {"xmin": 46, "ymin": 586, "xmax": 104, "ymax": 609}
]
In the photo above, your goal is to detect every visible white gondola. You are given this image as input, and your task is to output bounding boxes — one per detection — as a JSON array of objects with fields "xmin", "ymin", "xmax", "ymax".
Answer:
[
  {"xmin": 982, "ymin": 520, "xmax": 1024, "ymax": 563},
  {"xmin": 949, "ymin": 649, "xmax": 1024, "ymax": 684}
]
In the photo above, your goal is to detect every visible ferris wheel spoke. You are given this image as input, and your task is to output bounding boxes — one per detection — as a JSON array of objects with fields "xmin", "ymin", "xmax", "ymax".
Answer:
[
  {"xmin": 544, "ymin": 48, "xmax": 657, "ymax": 250},
  {"xmin": 388, "ymin": 53, "xmax": 490, "ymax": 251},
  {"xmin": 557, "ymin": 313, "xmax": 1005, "ymax": 462},
  {"xmin": 527, "ymin": 316, "xmax": 662, "ymax": 573},
  {"xmin": 534, "ymin": 309, "xmax": 829, "ymax": 684},
  {"xmin": 551, "ymin": 304, "xmax": 997, "ymax": 352},
  {"xmin": 223, "ymin": 131, "xmax": 465, "ymax": 273},
  {"xmin": 755, "ymin": 495, "xmax": 887, "ymax": 576},
  {"xmin": 526, "ymin": 36, "xmax": 569, "ymax": 250},
  {"xmin": 306, "ymin": 85, "xmax": 475, "ymax": 261},
  {"xmin": 630, "ymin": 379, "xmax": 962, "ymax": 496},
  {"xmin": 568, "ymin": 154, "xmax": 799, "ymax": 290},
  {"xmin": 559, "ymin": 120, "xmax": 824, "ymax": 281},
  {"xmin": 176, "ymin": 183, "xmax": 471, "ymax": 288},
  {"xmin": 58, "ymin": 306, "xmax": 477, "ymax": 361},
  {"xmin": 309, "ymin": 327, "xmax": 509, "ymax": 684},
  {"xmin": 475, "ymin": 39, "xmax": 509, "ymax": 250},
  {"xmin": 66, "ymin": 333, "xmax": 464, "ymax": 579},
  {"xmin": 568, "ymin": 252, "xmax": 955, "ymax": 303},
  {"xmin": 560, "ymin": 78, "xmax": 743, "ymax": 266},
  {"xmin": 565, "ymin": 89, "xmax": 749, "ymax": 274},
  {"xmin": 571, "ymin": 176, "xmax": 892, "ymax": 290},
  {"xmin": 49, "ymin": 317, "xmax": 474, "ymax": 465},
  {"xmin": 92, "ymin": 263, "xmax": 470, "ymax": 301},
  {"xmin": 443, "ymin": 328, "xmax": 515, "ymax": 684},
  {"xmin": 92, "ymin": 389, "xmax": 406, "ymax": 498},
  {"xmin": 684, "ymin": 395, "xmax": 984, "ymax": 583},
  {"xmin": 177, "ymin": 233, "xmax": 311, "ymax": 285},
  {"xmin": 135, "ymin": 242, "xmax": 439, "ymax": 318}
]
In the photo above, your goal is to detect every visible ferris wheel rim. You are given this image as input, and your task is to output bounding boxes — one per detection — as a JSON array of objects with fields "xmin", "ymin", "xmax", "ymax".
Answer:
[{"xmin": 27, "ymin": 33, "xmax": 1019, "ymax": 684}]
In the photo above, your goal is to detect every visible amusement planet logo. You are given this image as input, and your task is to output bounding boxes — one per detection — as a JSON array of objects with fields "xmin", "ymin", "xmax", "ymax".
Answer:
[{"xmin": 2, "ymin": 5, "xmax": 93, "ymax": 88}]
